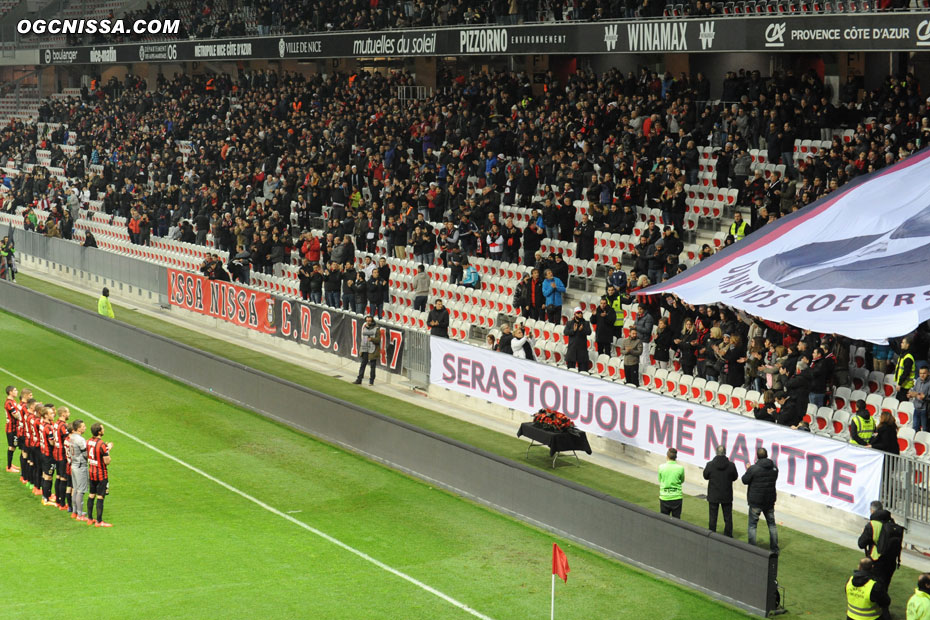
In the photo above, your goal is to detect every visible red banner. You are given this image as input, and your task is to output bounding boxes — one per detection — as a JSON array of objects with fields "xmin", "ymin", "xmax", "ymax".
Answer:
[{"xmin": 167, "ymin": 268, "xmax": 277, "ymax": 334}]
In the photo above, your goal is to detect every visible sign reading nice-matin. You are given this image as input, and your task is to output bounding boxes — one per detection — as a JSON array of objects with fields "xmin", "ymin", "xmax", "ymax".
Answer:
[{"xmin": 430, "ymin": 337, "xmax": 883, "ymax": 517}]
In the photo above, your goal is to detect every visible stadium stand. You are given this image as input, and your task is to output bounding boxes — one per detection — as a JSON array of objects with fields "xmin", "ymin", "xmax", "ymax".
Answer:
[{"xmin": 0, "ymin": 64, "xmax": 927, "ymax": 454}]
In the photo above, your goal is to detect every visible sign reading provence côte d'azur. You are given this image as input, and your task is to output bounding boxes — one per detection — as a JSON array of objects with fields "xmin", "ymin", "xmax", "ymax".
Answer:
[{"xmin": 38, "ymin": 11, "xmax": 930, "ymax": 64}]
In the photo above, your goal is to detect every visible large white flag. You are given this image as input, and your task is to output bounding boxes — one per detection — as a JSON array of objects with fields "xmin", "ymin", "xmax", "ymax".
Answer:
[{"xmin": 647, "ymin": 148, "xmax": 930, "ymax": 341}]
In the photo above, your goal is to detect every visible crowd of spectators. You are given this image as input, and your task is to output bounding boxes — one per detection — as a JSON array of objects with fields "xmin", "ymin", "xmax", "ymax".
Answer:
[{"xmin": 1, "ymin": 63, "xmax": 928, "ymax": 432}]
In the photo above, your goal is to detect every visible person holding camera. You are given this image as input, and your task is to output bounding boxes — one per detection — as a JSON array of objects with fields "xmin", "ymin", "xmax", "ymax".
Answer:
[{"xmin": 354, "ymin": 315, "xmax": 381, "ymax": 386}]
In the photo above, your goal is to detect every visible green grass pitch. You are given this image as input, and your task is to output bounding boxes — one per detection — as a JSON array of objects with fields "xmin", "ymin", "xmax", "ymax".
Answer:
[{"xmin": 0, "ymin": 309, "xmax": 752, "ymax": 619}]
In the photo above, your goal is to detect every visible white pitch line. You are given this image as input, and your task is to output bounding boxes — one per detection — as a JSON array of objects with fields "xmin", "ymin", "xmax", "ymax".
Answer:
[{"xmin": 0, "ymin": 366, "xmax": 494, "ymax": 620}]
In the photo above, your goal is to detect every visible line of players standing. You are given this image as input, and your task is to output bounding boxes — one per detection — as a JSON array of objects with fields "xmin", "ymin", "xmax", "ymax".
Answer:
[{"xmin": 4, "ymin": 386, "xmax": 113, "ymax": 527}]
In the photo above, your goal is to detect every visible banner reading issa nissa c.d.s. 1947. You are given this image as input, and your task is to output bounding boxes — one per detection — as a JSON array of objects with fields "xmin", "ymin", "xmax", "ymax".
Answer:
[{"xmin": 167, "ymin": 268, "xmax": 404, "ymax": 373}]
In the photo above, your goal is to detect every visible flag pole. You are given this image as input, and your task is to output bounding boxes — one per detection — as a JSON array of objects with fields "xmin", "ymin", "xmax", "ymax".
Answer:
[{"xmin": 551, "ymin": 572, "xmax": 555, "ymax": 620}]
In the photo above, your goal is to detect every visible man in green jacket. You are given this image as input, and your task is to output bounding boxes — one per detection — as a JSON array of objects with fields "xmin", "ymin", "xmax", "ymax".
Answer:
[
  {"xmin": 907, "ymin": 573, "xmax": 930, "ymax": 620},
  {"xmin": 97, "ymin": 288, "xmax": 115, "ymax": 319},
  {"xmin": 658, "ymin": 448, "xmax": 685, "ymax": 518}
]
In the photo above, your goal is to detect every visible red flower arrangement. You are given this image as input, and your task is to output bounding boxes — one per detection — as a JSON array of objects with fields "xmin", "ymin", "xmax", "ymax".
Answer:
[{"xmin": 533, "ymin": 408, "xmax": 575, "ymax": 433}]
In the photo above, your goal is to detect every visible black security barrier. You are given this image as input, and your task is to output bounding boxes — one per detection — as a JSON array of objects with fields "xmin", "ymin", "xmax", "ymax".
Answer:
[{"xmin": 0, "ymin": 280, "xmax": 778, "ymax": 616}]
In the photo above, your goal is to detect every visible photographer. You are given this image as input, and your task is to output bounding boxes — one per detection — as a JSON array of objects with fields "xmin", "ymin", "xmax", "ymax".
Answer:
[
  {"xmin": 353, "ymin": 315, "xmax": 380, "ymax": 386},
  {"xmin": 511, "ymin": 323, "xmax": 537, "ymax": 360}
]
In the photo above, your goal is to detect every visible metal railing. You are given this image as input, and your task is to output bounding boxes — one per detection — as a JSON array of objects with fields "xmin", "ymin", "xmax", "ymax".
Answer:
[
  {"xmin": 11, "ymin": 227, "xmax": 168, "ymax": 295},
  {"xmin": 396, "ymin": 85, "xmax": 434, "ymax": 102},
  {"xmin": 880, "ymin": 453, "xmax": 930, "ymax": 532},
  {"xmin": 402, "ymin": 328, "xmax": 430, "ymax": 387}
]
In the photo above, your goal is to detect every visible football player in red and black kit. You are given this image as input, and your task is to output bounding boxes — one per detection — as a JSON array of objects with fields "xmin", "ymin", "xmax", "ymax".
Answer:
[
  {"xmin": 16, "ymin": 390, "xmax": 31, "ymax": 484},
  {"xmin": 4, "ymin": 385, "xmax": 20, "ymax": 473},
  {"xmin": 28, "ymin": 402, "xmax": 44, "ymax": 495},
  {"xmin": 53, "ymin": 406, "xmax": 71, "ymax": 512},
  {"xmin": 38, "ymin": 405, "xmax": 58, "ymax": 506},
  {"xmin": 22, "ymin": 397, "xmax": 39, "ymax": 493},
  {"xmin": 86, "ymin": 423, "xmax": 112, "ymax": 527}
]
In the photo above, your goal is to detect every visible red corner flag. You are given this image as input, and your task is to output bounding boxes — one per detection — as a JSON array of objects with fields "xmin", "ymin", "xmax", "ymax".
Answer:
[{"xmin": 552, "ymin": 544, "xmax": 570, "ymax": 583}]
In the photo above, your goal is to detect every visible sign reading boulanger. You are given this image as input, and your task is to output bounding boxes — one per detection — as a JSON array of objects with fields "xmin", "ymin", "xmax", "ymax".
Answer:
[{"xmin": 37, "ymin": 13, "xmax": 930, "ymax": 64}]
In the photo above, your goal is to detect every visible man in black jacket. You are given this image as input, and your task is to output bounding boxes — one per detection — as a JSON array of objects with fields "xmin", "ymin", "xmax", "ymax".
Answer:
[
  {"xmin": 427, "ymin": 299, "xmax": 450, "ymax": 338},
  {"xmin": 496, "ymin": 323, "xmax": 514, "ymax": 356},
  {"xmin": 703, "ymin": 445, "xmax": 738, "ymax": 537},
  {"xmin": 808, "ymin": 347, "xmax": 833, "ymax": 408},
  {"xmin": 522, "ymin": 222, "xmax": 543, "ymax": 267},
  {"xmin": 774, "ymin": 390, "xmax": 804, "ymax": 428},
  {"xmin": 565, "ymin": 307, "xmax": 592, "ymax": 371},
  {"xmin": 551, "ymin": 253, "xmax": 569, "ymax": 285},
  {"xmin": 742, "ymin": 447, "xmax": 779, "ymax": 554},
  {"xmin": 297, "ymin": 258, "xmax": 313, "ymax": 301}
]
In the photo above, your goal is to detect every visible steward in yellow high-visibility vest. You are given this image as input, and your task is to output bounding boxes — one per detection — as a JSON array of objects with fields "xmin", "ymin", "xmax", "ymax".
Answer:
[
  {"xmin": 896, "ymin": 338, "xmax": 916, "ymax": 401},
  {"xmin": 858, "ymin": 501, "xmax": 902, "ymax": 592},
  {"xmin": 849, "ymin": 401, "xmax": 876, "ymax": 446},
  {"xmin": 729, "ymin": 212, "xmax": 750, "ymax": 241},
  {"xmin": 607, "ymin": 285, "xmax": 625, "ymax": 341},
  {"xmin": 97, "ymin": 287, "xmax": 115, "ymax": 319},
  {"xmin": 906, "ymin": 574, "xmax": 930, "ymax": 620},
  {"xmin": 846, "ymin": 558, "xmax": 889, "ymax": 620}
]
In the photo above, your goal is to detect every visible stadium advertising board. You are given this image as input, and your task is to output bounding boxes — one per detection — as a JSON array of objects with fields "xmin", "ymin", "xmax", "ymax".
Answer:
[
  {"xmin": 167, "ymin": 268, "xmax": 277, "ymax": 333},
  {"xmin": 430, "ymin": 337, "xmax": 883, "ymax": 518},
  {"xmin": 649, "ymin": 147, "xmax": 930, "ymax": 341},
  {"xmin": 273, "ymin": 297, "xmax": 405, "ymax": 375},
  {"xmin": 38, "ymin": 12, "xmax": 930, "ymax": 64}
]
